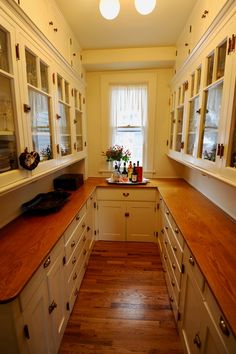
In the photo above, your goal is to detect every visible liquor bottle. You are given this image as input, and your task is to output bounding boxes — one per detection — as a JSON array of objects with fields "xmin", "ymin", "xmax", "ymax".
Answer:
[
  {"xmin": 122, "ymin": 162, "xmax": 128, "ymax": 178},
  {"xmin": 136, "ymin": 161, "xmax": 143, "ymax": 183},
  {"xmin": 131, "ymin": 163, "xmax": 138, "ymax": 183},
  {"xmin": 128, "ymin": 161, "xmax": 133, "ymax": 181}
]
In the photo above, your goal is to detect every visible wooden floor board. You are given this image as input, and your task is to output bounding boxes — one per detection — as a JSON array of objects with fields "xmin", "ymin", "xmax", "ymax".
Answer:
[{"xmin": 59, "ymin": 241, "xmax": 184, "ymax": 354}]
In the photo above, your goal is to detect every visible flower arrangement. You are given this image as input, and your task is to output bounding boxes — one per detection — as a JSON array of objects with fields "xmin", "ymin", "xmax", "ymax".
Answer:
[{"xmin": 102, "ymin": 145, "xmax": 131, "ymax": 162}]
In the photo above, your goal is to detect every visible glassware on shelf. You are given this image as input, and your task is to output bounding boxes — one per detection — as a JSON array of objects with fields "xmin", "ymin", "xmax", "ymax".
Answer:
[
  {"xmin": 25, "ymin": 49, "xmax": 37, "ymax": 87},
  {"xmin": 187, "ymin": 96, "xmax": 199, "ymax": 156}
]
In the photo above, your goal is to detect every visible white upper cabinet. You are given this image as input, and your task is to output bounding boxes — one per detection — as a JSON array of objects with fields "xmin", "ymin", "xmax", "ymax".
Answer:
[
  {"xmin": 0, "ymin": 13, "xmax": 28, "ymax": 191},
  {"xmin": 170, "ymin": 7, "xmax": 236, "ymax": 185},
  {"xmin": 0, "ymin": 2, "xmax": 87, "ymax": 193}
]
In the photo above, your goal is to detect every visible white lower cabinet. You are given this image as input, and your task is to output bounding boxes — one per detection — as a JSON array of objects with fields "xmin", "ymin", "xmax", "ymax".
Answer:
[
  {"xmin": 0, "ymin": 195, "xmax": 95, "ymax": 354},
  {"xmin": 97, "ymin": 188, "xmax": 157, "ymax": 242},
  {"xmin": 159, "ymin": 197, "xmax": 236, "ymax": 354}
]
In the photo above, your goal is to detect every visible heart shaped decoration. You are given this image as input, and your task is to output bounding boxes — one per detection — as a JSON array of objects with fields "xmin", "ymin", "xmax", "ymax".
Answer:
[{"xmin": 19, "ymin": 148, "xmax": 40, "ymax": 171}]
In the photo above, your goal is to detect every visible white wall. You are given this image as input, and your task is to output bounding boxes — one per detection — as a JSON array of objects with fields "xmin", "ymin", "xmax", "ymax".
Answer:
[{"xmin": 86, "ymin": 68, "xmax": 184, "ymax": 179}]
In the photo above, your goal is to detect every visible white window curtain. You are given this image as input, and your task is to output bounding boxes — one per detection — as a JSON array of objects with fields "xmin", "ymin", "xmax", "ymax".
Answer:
[{"xmin": 109, "ymin": 84, "xmax": 147, "ymax": 165}]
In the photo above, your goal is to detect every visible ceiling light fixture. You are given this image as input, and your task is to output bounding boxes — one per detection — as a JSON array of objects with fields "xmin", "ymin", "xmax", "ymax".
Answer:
[
  {"xmin": 99, "ymin": 0, "xmax": 120, "ymax": 20},
  {"xmin": 99, "ymin": 0, "xmax": 156, "ymax": 20},
  {"xmin": 135, "ymin": 0, "xmax": 156, "ymax": 15}
]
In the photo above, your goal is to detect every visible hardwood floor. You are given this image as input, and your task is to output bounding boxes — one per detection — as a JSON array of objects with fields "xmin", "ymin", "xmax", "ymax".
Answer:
[{"xmin": 59, "ymin": 241, "xmax": 184, "ymax": 354}]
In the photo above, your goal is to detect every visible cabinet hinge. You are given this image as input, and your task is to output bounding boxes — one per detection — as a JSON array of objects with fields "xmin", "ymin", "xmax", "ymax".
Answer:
[
  {"xmin": 56, "ymin": 144, "xmax": 60, "ymax": 155},
  {"xmin": 180, "ymin": 141, "xmax": 184, "ymax": 149},
  {"xmin": 177, "ymin": 311, "xmax": 181, "ymax": 321},
  {"xmin": 94, "ymin": 230, "xmax": 97, "ymax": 236},
  {"xmin": 17, "ymin": 0, "xmax": 20, "ymax": 4},
  {"xmin": 157, "ymin": 203, "xmax": 160, "ymax": 210},
  {"xmin": 70, "ymin": 38, "xmax": 72, "ymax": 45},
  {"xmin": 189, "ymin": 25, "xmax": 192, "ymax": 33},
  {"xmin": 23, "ymin": 324, "xmax": 30, "ymax": 339},
  {"xmin": 63, "ymin": 256, "xmax": 66, "ymax": 265},
  {"xmin": 181, "ymin": 264, "xmax": 185, "ymax": 274},
  {"xmin": 175, "ymin": 50, "xmax": 178, "ymax": 57},
  {"xmin": 166, "ymin": 139, "xmax": 169, "ymax": 146},
  {"xmin": 15, "ymin": 43, "xmax": 20, "ymax": 60},
  {"xmin": 66, "ymin": 302, "xmax": 70, "ymax": 311},
  {"xmin": 228, "ymin": 34, "xmax": 235, "ymax": 54},
  {"xmin": 155, "ymin": 231, "xmax": 158, "ymax": 237},
  {"xmin": 94, "ymin": 202, "xmax": 97, "ymax": 209},
  {"xmin": 52, "ymin": 73, "xmax": 55, "ymax": 84}
]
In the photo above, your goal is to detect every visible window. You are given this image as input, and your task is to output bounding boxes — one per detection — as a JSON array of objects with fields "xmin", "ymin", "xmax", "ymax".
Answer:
[{"xmin": 110, "ymin": 84, "xmax": 147, "ymax": 165}]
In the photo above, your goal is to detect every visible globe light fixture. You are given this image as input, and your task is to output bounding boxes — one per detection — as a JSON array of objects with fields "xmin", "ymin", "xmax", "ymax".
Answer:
[
  {"xmin": 134, "ymin": 0, "xmax": 156, "ymax": 15},
  {"xmin": 99, "ymin": 0, "xmax": 120, "ymax": 20}
]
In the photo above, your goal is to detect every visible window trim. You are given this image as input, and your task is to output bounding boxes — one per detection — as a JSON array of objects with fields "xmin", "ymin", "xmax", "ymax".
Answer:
[{"xmin": 100, "ymin": 72, "xmax": 157, "ymax": 173}]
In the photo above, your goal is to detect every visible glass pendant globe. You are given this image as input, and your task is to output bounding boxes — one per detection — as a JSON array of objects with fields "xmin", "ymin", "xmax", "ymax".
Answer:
[
  {"xmin": 99, "ymin": 0, "xmax": 120, "ymax": 20},
  {"xmin": 134, "ymin": 0, "xmax": 156, "ymax": 15}
]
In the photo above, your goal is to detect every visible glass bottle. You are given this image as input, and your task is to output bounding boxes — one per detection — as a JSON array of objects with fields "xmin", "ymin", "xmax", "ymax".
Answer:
[{"xmin": 131, "ymin": 163, "xmax": 138, "ymax": 183}]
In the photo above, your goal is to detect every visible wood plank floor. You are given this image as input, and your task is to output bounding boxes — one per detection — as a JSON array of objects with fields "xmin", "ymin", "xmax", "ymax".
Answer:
[{"xmin": 59, "ymin": 241, "xmax": 184, "ymax": 354}]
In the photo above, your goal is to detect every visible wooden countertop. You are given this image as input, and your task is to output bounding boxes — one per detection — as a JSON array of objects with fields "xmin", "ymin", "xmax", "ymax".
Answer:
[{"xmin": 0, "ymin": 177, "xmax": 235, "ymax": 337}]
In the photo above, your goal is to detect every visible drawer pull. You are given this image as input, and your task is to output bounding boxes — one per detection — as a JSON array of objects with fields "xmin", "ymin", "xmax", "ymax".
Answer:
[
  {"xmin": 166, "ymin": 210, "xmax": 170, "ymax": 215},
  {"xmin": 72, "ymin": 257, "xmax": 76, "ymax": 265},
  {"xmin": 219, "ymin": 316, "xmax": 230, "ymax": 336},
  {"xmin": 43, "ymin": 256, "xmax": 51, "ymax": 268},
  {"xmin": 71, "ymin": 240, "xmax": 76, "ymax": 248},
  {"xmin": 174, "ymin": 228, "xmax": 179, "ymax": 234},
  {"xmin": 76, "ymin": 215, "xmax": 80, "ymax": 221},
  {"xmin": 164, "ymin": 240, "xmax": 168, "ymax": 245},
  {"xmin": 193, "ymin": 334, "xmax": 201, "ymax": 349},
  {"xmin": 173, "ymin": 246, "xmax": 177, "ymax": 252},
  {"xmin": 82, "ymin": 223, "xmax": 86, "ymax": 228},
  {"xmin": 161, "ymin": 229, "xmax": 164, "ymax": 234},
  {"xmin": 48, "ymin": 300, "xmax": 57, "ymax": 314},
  {"xmin": 73, "ymin": 272, "xmax": 77, "ymax": 280},
  {"xmin": 83, "ymin": 235, "xmax": 86, "ymax": 242},
  {"xmin": 164, "ymin": 255, "xmax": 167, "ymax": 260},
  {"xmin": 169, "ymin": 296, "xmax": 174, "ymax": 302},
  {"xmin": 172, "ymin": 263, "xmax": 176, "ymax": 270},
  {"xmin": 83, "ymin": 249, "xmax": 87, "ymax": 256},
  {"xmin": 171, "ymin": 280, "xmax": 175, "ymax": 287},
  {"xmin": 123, "ymin": 193, "xmax": 129, "ymax": 197},
  {"xmin": 87, "ymin": 226, "xmax": 90, "ymax": 232},
  {"xmin": 165, "ymin": 226, "xmax": 168, "ymax": 230},
  {"xmin": 189, "ymin": 255, "xmax": 195, "ymax": 266},
  {"xmin": 74, "ymin": 288, "xmax": 79, "ymax": 297}
]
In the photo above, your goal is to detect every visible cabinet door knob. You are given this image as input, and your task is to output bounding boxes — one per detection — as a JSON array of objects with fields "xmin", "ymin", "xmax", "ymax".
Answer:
[
  {"xmin": 173, "ymin": 245, "xmax": 177, "ymax": 252},
  {"xmin": 189, "ymin": 255, "xmax": 195, "ymax": 266},
  {"xmin": 43, "ymin": 256, "xmax": 51, "ymax": 268},
  {"xmin": 219, "ymin": 316, "xmax": 230, "ymax": 336},
  {"xmin": 72, "ymin": 256, "xmax": 76, "ymax": 265},
  {"xmin": 123, "ymin": 193, "xmax": 129, "ymax": 197},
  {"xmin": 125, "ymin": 212, "xmax": 130, "ymax": 217},
  {"xmin": 48, "ymin": 300, "xmax": 57, "ymax": 314},
  {"xmin": 73, "ymin": 272, "xmax": 77, "ymax": 281},
  {"xmin": 193, "ymin": 334, "xmax": 201, "ymax": 348},
  {"xmin": 71, "ymin": 240, "xmax": 76, "ymax": 248}
]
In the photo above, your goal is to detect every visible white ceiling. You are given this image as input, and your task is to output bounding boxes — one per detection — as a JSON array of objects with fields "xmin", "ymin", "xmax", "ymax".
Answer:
[{"xmin": 55, "ymin": 0, "xmax": 197, "ymax": 50}]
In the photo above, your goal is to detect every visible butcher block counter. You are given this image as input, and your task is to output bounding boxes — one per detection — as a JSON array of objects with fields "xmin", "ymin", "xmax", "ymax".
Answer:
[{"xmin": 0, "ymin": 177, "xmax": 235, "ymax": 337}]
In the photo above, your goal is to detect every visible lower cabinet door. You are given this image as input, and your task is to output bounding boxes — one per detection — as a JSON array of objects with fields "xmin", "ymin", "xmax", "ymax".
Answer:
[
  {"xmin": 126, "ymin": 201, "xmax": 156, "ymax": 242},
  {"xmin": 22, "ymin": 279, "xmax": 53, "ymax": 354},
  {"xmin": 98, "ymin": 200, "xmax": 126, "ymax": 241},
  {"xmin": 47, "ymin": 249, "xmax": 68, "ymax": 352}
]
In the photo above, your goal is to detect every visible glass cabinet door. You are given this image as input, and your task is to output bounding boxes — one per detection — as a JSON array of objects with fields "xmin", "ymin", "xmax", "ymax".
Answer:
[
  {"xmin": 57, "ymin": 74, "xmax": 72, "ymax": 156},
  {"xmin": 197, "ymin": 39, "xmax": 227, "ymax": 166},
  {"xmin": 74, "ymin": 89, "xmax": 83, "ymax": 152},
  {"xmin": 25, "ymin": 47, "xmax": 53, "ymax": 163},
  {"xmin": 175, "ymin": 106, "xmax": 184, "ymax": 152},
  {"xmin": 186, "ymin": 96, "xmax": 200, "ymax": 156},
  {"xmin": 0, "ymin": 26, "xmax": 18, "ymax": 174}
]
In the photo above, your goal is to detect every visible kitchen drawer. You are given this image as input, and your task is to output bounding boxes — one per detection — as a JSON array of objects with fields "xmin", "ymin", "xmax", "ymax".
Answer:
[
  {"xmin": 67, "ymin": 246, "xmax": 86, "ymax": 298},
  {"xmin": 20, "ymin": 237, "xmax": 64, "ymax": 310},
  {"xmin": 163, "ymin": 227, "xmax": 182, "ymax": 287},
  {"xmin": 204, "ymin": 283, "xmax": 236, "ymax": 352},
  {"xmin": 63, "ymin": 204, "xmax": 86, "ymax": 244},
  {"xmin": 184, "ymin": 246, "xmax": 205, "ymax": 293},
  {"xmin": 96, "ymin": 187, "xmax": 156, "ymax": 201},
  {"xmin": 164, "ymin": 206, "xmax": 184, "ymax": 249},
  {"xmin": 164, "ymin": 260, "xmax": 179, "ymax": 322},
  {"xmin": 64, "ymin": 213, "xmax": 86, "ymax": 261},
  {"xmin": 164, "ymin": 223, "xmax": 183, "ymax": 268},
  {"xmin": 164, "ymin": 244, "xmax": 181, "ymax": 305},
  {"xmin": 65, "ymin": 229, "xmax": 87, "ymax": 278}
]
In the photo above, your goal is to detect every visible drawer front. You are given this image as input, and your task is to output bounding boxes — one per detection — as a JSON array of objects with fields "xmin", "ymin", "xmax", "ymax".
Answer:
[
  {"xmin": 164, "ymin": 223, "xmax": 183, "ymax": 269},
  {"xmin": 65, "ymin": 213, "xmax": 86, "ymax": 261},
  {"xmin": 63, "ymin": 204, "xmax": 86, "ymax": 244},
  {"xmin": 164, "ymin": 207, "xmax": 184, "ymax": 249},
  {"xmin": 164, "ymin": 261, "xmax": 179, "ymax": 322},
  {"xmin": 96, "ymin": 187, "xmax": 156, "ymax": 201},
  {"xmin": 204, "ymin": 284, "xmax": 236, "ymax": 352},
  {"xmin": 184, "ymin": 246, "xmax": 205, "ymax": 293},
  {"xmin": 65, "ymin": 229, "xmax": 87, "ymax": 278},
  {"xmin": 163, "ymin": 228, "xmax": 182, "ymax": 287}
]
